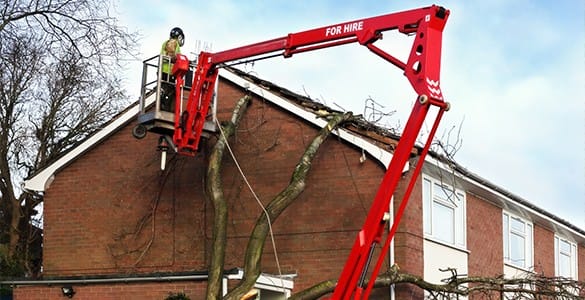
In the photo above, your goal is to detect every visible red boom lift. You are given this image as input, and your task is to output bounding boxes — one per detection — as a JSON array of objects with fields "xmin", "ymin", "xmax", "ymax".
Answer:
[{"xmin": 141, "ymin": 5, "xmax": 450, "ymax": 299}]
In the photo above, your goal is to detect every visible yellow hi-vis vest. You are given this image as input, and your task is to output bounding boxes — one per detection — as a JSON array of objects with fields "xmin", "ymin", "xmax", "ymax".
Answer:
[{"xmin": 160, "ymin": 38, "xmax": 181, "ymax": 75}]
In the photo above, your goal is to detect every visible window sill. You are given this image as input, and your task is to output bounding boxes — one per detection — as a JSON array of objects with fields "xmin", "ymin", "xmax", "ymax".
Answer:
[
  {"xmin": 504, "ymin": 262, "xmax": 535, "ymax": 274},
  {"xmin": 424, "ymin": 236, "xmax": 469, "ymax": 254}
]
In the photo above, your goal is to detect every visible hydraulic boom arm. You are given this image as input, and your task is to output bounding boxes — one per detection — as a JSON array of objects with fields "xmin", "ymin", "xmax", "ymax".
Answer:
[{"xmin": 172, "ymin": 5, "xmax": 450, "ymax": 299}]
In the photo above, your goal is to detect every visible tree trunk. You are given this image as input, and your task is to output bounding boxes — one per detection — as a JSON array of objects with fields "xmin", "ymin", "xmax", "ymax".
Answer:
[
  {"xmin": 0, "ymin": 159, "xmax": 21, "ymax": 258},
  {"xmin": 206, "ymin": 96, "xmax": 252, "ymax": 300},
  {"xmin": 9, "ymin": 198, "xmax": 20, "ymax": 257}
]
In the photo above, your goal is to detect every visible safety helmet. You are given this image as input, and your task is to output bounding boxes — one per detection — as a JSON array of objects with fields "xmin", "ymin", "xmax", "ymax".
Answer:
[{"xmin": 170, "ymin": 27, "xmax": 185, "ymax": 46}]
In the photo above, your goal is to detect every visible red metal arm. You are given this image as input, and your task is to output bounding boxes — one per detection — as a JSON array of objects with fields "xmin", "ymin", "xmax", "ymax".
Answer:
[
  {"xmin": 172, "ymin": 5, "xmax": 448, "ymax": 154},
  {"xmin": 331, "ymin": 7, "xmax": 450, "ymax": 299},
  {"xmin": 173, "ymin": 5, "xmax": 450, "ymax": 299}
]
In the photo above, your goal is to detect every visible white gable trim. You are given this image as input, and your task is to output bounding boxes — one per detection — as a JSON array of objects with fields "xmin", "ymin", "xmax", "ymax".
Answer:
[
  {"xmin": 23, "ymin": 94, "xmax": 157, "ymax": 192},
  {"xmin": 24, "ymin": 71, "xmax": 397, "ymax": 192}
]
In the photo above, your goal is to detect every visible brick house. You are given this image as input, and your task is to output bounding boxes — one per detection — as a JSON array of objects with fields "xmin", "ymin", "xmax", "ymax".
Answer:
[{"xmin": 8, "ymin": 66, "xmax": 584, "ymax": 299}]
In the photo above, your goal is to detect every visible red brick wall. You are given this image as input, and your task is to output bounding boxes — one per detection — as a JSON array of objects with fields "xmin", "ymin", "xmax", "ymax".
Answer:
[
  {"xmin": 392, "ymin": 159, "xmax": 424, "ymax": 299},
  {"xmin": 533, "ymin": 225, "xmax": 555, "ymax": 276},
  {"xmin": 39, "ymin": 78, "xmax": 389, "ymax": 295},
  {"xmin": 467, "ymin": 193, "xmax": 502, "ymax": 277},
  {"xmin": 466, "ymin": 193, "xmax": 502, "ymax": 300},
  {"xmin": 14, "ymin": 282, "xmax": 206, "ymax": 300},
  {"xmin": 42, "ymin": 121, "xmax": 209, "ymax": 275}
]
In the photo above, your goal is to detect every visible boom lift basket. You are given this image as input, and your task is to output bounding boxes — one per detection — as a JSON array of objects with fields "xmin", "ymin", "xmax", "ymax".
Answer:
[{"xmin": 135, "ymin": 55, "xmax": 216, "ymax": 141}]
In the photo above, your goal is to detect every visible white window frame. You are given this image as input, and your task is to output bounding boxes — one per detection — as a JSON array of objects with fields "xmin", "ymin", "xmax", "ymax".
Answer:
[
  {"xmin": 422, "ymin": 175, "xmax": 466, "ymax": 249},
  {"xmin": 554, "ymin": 235, "xmax": 578, "ymax": 280},
  {"xmin": 252, "ymin": 285, "xmax": 289, "ymax": 300},
  {"xmin": 502, "ymin": 212, "xmax": 533, "ymax": 270},
  {"xmin": 224, "ymin": 269, "xmax": 293, "ymax": 299}
]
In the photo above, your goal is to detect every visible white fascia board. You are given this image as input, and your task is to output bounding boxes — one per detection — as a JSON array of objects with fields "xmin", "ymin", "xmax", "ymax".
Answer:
[
  {"xmin": 224, "ymin": 268, "xmax": 294, "ymax": 290},
  {"xmin": 255, "ymin": 275, "xmax": 295, "ymax": 290},
  {"xmin": 23, "ymin": 94, "xmax": 157, "ymax": 192},
  {"xmin": 219, "ymin": 69, "xmax": 398, "ymax": 171}
]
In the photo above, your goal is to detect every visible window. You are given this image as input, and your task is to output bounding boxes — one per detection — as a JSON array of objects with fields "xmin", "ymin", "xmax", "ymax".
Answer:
[
  {"xmin": 226, "ymin": 269, "xmax": 293, "ymax": 299},
  {"xmin": 554, "ymin": 235, "xmax": 578, "ymax": 279},
  {"xmin": 423, "ymin": 176, "xmax": 466, "ymax": 248},
  {"xmin": 502, "ymin": 212, "xmax": 533, "ymax": 270},
  {"xmin": 253, "ymin": 288, "xmax": 288, "ymax": 300}
]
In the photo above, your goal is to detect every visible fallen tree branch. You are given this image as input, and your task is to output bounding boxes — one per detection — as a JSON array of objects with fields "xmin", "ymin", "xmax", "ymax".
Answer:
[
  {"xmin": 224, "ymin": 112, "xmax": 353, "ymax": 300},
  {"xmin": 289, "ymin": 266, "xmax": 585, "ymax": 300}
]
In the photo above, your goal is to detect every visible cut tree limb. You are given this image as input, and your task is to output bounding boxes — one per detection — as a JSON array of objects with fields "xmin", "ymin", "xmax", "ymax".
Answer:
[{"xmin": 222, "ymin": 111, "xmax": 353, "ymax": 300}]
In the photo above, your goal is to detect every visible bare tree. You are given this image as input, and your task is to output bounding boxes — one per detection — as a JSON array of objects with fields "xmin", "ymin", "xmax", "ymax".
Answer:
[{"xmin": 0, "ymin": 0, "xmax": 137, "ymax": 276}]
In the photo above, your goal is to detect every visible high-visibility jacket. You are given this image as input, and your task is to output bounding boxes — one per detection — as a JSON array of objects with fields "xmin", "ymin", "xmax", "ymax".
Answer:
[{"xmin": 160, "ymin": 38, "xmax": 181, "ymax": 75}]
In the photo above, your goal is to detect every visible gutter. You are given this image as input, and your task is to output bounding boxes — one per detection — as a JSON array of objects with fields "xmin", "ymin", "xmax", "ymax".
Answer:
[
  {"xmin": 425, "ymin": 152, "xmax": 585, "ymax": 238},
  {"xmin": 0, "ymin": 269, "xmax": 249, "ymax": 286},
  {"xmin": 0, "ymin": 268, "xmax": 295, "ymax": 289},
  {"xmin": 0, "ymin": 274, "xmax": 209, "ymax": 286},
  {"xmin": 459, "ymin": 165, "xmax": 585, "ymax": 237}
]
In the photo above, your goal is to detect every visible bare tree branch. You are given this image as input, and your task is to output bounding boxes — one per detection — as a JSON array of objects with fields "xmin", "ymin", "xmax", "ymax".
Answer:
[
  {"xmin": 1, "ymin": 0, "xmax": 138, "ymax": 61},
  {"xmin": 289, "ymin": 266, "xmax": 585, "ymax": 299}
]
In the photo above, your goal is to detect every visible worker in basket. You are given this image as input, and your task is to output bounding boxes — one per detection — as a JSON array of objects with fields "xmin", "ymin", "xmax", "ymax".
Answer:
[{"xmin": 160, "ymin": 27, "xmax": 185, "ymax": 112}]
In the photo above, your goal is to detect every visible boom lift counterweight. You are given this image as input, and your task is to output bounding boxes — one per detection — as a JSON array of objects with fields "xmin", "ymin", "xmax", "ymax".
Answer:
[{"xmin": 139, "ymin": 5, "xmax": 450, "ymax": 299}]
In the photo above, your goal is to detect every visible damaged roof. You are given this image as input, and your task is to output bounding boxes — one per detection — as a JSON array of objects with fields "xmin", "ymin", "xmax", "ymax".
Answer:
[{"xmin": 24, "ymin": 66, "xmax": 585, "ymax": 240}]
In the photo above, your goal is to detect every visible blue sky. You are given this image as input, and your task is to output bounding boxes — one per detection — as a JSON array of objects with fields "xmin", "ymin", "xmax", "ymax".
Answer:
[{"xmin": 117, "ymin": 1, "xmax": 585, "ymax": 229}]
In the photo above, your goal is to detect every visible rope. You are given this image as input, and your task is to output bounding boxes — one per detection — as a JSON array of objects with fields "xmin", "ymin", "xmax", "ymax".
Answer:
[{"xmin": 214, "ymin": 118, "xmax": 285, "ymax": 284}]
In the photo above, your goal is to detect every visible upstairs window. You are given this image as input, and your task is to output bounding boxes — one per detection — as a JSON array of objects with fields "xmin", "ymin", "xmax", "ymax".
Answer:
[
  {"xmin": 503, "ymin": 212, "xmax": 533, "ymax": 270},
  {"xmin": 554, "ymin": 235, "xmax": 578, "ymax": 280},
  {"xmin": 423, "ymin": 176, "xmax": 466, "ymax": 248}
]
